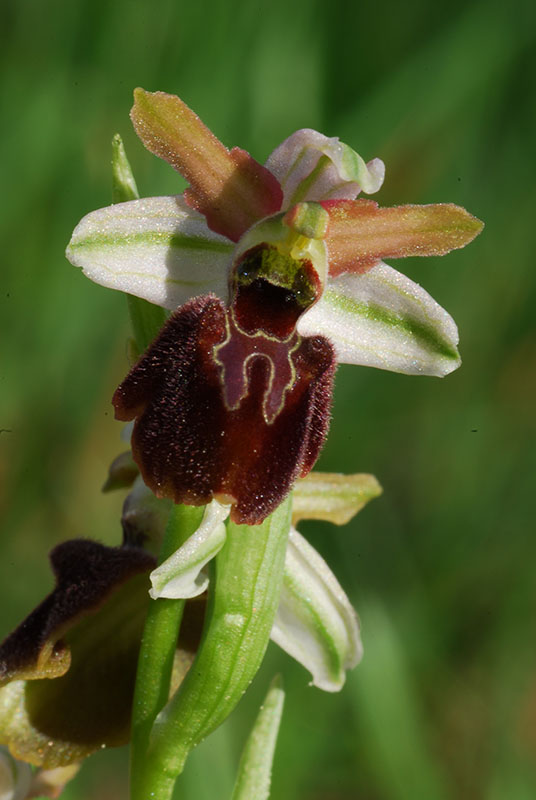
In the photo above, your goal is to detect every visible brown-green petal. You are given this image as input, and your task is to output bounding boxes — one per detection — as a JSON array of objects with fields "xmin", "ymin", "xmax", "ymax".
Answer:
[
  {"xmin": 323, "ymin": 199, "xmax": 484, "ymax": 276},
  {"xmin": 130, "ymin": 89, "xmax": 283, "ymax": 242}
]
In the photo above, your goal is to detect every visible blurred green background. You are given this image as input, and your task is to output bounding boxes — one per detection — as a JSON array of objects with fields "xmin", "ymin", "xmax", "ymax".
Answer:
[{"xmin": 1, "ymin": 0, "xmax": 535, "ymax": 797}]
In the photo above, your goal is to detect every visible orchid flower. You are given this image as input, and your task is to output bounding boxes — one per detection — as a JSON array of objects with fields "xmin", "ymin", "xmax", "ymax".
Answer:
[{"xmin": 66, "ymin": 89, "xmax": 483, "ymax": 525}]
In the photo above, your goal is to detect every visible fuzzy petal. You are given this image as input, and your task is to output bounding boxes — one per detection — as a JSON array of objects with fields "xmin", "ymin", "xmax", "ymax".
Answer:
[
  {"xmin": 0, "ymin": 541, "xmax": 155, "ymax": 767},
  {"xmin": 298, "ymin": 264, "xmax": 461, "ymax": 376},
  {"xmin": 0, "ymin": 541, "xmax": 205, "ymax": 770},
  {"xmin": 271, "ymin": 529, "xmax": 362, "ymax": 692},
  {"xmin": 66, "ymin": 195, "xmax": 233, "ymax": 310},
  {"xmin": 323, "ymin": 199, "xmax": 484, "ymax": 276},
  {"xmin": 149, "ymin": 500, "xmax": 230, "ymax": 599},
  {"xmin": 131, "ymin": 89, "xmax": 283, "ymax": 241},
  {"xmin": 265, "ymin": 129, "xmax": 384, "ymax": 208}
]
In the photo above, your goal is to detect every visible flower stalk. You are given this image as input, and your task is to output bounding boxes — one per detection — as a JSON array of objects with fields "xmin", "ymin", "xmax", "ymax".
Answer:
[
  {"xmin": 132, "ymin": 496, "xmax": 291, "ymax": 800},
  {"xmin": 129, "ymin": 503, "xmax": 204, "ymax": 797}
]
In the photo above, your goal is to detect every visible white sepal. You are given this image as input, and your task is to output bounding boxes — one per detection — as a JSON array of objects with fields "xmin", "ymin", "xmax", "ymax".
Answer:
[
  {"xmin": 271, "ymin": 528, "xmax": 362, "ymax": 692},
  {"xmin": 149, "ymin": 500, "xmax": 230, "ymax": 599},
  {"xmin": 265, "ymin": 128, "xmax": 384, "ymax": 207},
  {"xmin": 66, "ymin": 195, "xmax": 233, "ymax": 310},
  {"xmin": 298, "ymin": 262, "xmax": 461, "ymax": 376}
]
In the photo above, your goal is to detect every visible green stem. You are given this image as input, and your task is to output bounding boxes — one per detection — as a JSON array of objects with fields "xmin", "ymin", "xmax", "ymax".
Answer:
[
  {"xmin": 126, "ymin": 293, "xmax": 166, "ymax": 355},
  {"xmin": 129, "ymin": 504, "xmax": 204, "ymax": 799},
  {"xmin": 134, "ymin": 497, "xmax": 291, "ymax": 798}
]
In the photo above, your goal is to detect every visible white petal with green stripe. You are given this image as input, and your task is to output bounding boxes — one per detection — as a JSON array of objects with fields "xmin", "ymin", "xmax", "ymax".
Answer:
[
  {"xmin": 265, "ymin": 128, "xmax": 384, "ymax": 207},
  {"xmin": 271, "ymin": 528, "xmax": 362, "ymax": 692},
  {"xmin": 298, "ymin": 263, "xmax": 461, "ymax": 376},
  {"xmin": 66, "ymin": 195, "xmax": 233, "ymax": 310}
]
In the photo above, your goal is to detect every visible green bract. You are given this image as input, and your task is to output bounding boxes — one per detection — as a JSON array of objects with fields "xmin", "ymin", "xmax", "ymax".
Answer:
[{"xmin": 231, "ymin": 676, "xmax": 285, "ymax": 800}]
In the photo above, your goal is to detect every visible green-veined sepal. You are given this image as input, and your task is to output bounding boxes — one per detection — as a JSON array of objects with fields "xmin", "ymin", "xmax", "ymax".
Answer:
[
  {"xmin": 271, "ymin": 528, "xmax": 362, "ymax": 692},
  {"xmin": 66, "ymin": 195, "xmax": 233, "ymax": 310},
  {"xmin": 298, "ymin": 263, "xmax": 461, "ymax": 376}
]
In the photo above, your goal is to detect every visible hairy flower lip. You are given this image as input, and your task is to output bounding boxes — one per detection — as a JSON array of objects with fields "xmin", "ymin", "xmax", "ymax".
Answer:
[
  {"xmin": 0, "ymin": 540, "xmax": 155, "ymax": 687},
  {"xmin": 113, "ymin": 293, "xmax": 337, "ymax": 525}
]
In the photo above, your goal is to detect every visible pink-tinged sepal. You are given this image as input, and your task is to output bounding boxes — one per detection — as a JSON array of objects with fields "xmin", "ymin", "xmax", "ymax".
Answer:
[
  {"xmin": 130, "ymin": 89, "xmax": 283, "ymax": 242},
  {"xmin": 265, "ymin": 128, "xmax": 385, "ymax": 208},
  {"xmin": 322, "ymin": 199, "xmax": 484, "ymax": 276},
  {"xmin": 113, "ymin": 296, "xmax": 336, "ymax": 525}
]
